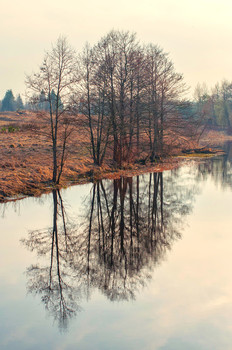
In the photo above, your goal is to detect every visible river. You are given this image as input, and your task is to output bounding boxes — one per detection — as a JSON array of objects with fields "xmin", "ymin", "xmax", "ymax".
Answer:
[{"xmin": 1, "ymin": 144, "xmax": 232, "ymax": 349}]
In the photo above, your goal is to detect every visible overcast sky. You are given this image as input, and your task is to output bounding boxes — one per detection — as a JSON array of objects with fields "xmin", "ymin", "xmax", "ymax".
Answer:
[{"xmin": 1, "ymin": 0, "xmax": 232, "ymax": 100}]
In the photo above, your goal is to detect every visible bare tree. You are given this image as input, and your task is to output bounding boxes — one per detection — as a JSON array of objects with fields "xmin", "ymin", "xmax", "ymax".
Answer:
[
  {"xmin": 144, "ymin": 44, "xmax": 185, "ymax": 160},
  {"xmin": 77, "ymin": 31, "xmax": 144, "ymax": 168},
  {"xmin": 77, "ymin": 43, "xmax": 111, "ymax": 165},
  {"xmin": 26, "ymin": 37, "xmax": 78, "ymax": 184}
]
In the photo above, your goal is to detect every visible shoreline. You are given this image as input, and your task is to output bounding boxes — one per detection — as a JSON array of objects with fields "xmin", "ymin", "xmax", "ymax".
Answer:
[
  {"xmin": 0, "ymin": 153, "xmax": 222, "ymax": 204},
  {"xmin": 0, "ymin": 156, "xmax": 183, "ymax": 203},
  {"xmin": 0, "ymin": 111, "xmax": 230, "ymax": 204}
]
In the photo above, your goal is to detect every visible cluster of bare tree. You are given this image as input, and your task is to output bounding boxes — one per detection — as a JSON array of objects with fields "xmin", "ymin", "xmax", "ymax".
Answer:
[
  {"xmin": 22, "ymin": 169, "xmax": 196, "ymax": 329},
  {"xmin": 26, "ymin": 31, "xmax": 187, "ymax": 184},
  {"xmin": 77, "ymin": 31, "xmax": 185, "ymax": 166}
]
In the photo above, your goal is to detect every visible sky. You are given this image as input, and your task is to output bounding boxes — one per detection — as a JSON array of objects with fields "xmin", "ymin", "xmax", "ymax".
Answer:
[{"xmin": 1, "ymin": 0, "xmax": 232, "ymax": 100}]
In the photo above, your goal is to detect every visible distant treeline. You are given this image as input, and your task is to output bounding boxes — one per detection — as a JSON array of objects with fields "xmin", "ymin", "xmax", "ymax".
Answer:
[
  {"xmin": 0, "ymin": 90, "xmax": 24, "ymax": 112},
  {"xmin": 0, "ymin": 89, "xmax": 63, "ymax": 112},
  {"xmin": 193, "ymin": 81, "xmax": 232, "ymax": 129},
  {"xmin": 2, "ymin": 82, "xmax": 232, "ymax": 134}
]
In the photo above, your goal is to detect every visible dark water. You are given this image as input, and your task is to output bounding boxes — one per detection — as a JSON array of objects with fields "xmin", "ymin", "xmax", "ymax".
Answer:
[{"xmin": 1, "ymin": 144, "xmax": 232, "ymax": 349}]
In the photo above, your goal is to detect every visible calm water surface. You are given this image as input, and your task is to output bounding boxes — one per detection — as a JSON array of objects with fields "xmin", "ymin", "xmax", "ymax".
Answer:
[{"xmin": 1, "ymin": 145, "xmax": 232, "ymax": 350}]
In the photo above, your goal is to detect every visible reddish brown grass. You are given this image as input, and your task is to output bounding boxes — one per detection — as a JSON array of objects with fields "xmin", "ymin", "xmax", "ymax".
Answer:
[{"xmin": 0, "ymin": 111, "xmax": 229, "ymax": 202}]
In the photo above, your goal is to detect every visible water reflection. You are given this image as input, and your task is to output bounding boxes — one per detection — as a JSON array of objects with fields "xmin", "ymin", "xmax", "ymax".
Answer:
[
  {"xmin": 22, "ymin": 170, "xmax": 197, "ymax": 330},
  {"xmin": 196, "ymin": 141, "xmax": 232, "ymax": 189},
  {"xmin": 23, "ymin": 190, "xmax": 85, "ymax": 330}
]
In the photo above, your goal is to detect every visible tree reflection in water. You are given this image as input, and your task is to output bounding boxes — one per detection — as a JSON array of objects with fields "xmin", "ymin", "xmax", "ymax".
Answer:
[
  {"xmin": 196, "ymin": 141, "xmax": 232, "ymax": 189},
  {"xmin": 22, "ymin": 170, "xmax": 196, "ymax": 330},
  {"xmin": 22, "ymin": 190, "xmax": 83, "ymax": 331}
]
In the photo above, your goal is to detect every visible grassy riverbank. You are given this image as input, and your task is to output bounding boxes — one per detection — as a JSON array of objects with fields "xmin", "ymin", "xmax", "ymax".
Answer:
[{"xmin": 0, "ymin": 111, "xmax": 230, "ymax": 202}]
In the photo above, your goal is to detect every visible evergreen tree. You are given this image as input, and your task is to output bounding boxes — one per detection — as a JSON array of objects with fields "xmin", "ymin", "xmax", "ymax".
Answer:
[
  {"xmin": 49, "ymin": 89, "xmax": 63, "ymax": 112},
  {"xmin": 39, "ymin": 90, "xmax": 49, "ymax": 110},
  {"xmin": 15, "ymin": 94, "xmax": 24, "ymax": 110},
  {"xmin": 1, "ymin": 90, "xmax": 16, "ymax": 111}
]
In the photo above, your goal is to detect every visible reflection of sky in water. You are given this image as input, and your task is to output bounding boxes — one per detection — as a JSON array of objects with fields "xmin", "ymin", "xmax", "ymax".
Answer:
[{"xmin": 1, "ymin": 162, "xmax": 232, "ymax": 349}]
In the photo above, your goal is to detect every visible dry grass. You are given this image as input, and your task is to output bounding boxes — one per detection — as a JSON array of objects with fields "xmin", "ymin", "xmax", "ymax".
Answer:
[
  {"xmin": 0, "ymin": 111, "xmax": 229, "ymax": 202},
  {"xmin": 0, "ymin": 111, "xmax": 92, "ymax": 201},
  {"xmin": 199, "ymin": 128, "xmax": 232, "ymax": 146}
]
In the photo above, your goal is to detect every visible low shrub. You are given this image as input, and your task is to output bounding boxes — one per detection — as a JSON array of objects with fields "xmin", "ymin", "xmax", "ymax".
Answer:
[{"xmin": 8, "ymin": 126, "xmax": 15, "ymax": 133}]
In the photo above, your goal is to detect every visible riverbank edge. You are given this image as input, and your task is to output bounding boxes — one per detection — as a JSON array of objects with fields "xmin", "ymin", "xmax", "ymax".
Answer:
[{"xmin": 1, "ymin": 152, "xmax": 223, "ymax": 204}]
